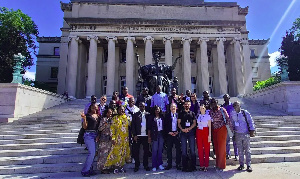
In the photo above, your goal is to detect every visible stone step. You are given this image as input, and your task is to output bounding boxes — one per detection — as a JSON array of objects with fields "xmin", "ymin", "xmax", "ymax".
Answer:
[
  {"xmin": 0, "ymin": 123, "xmax": 80, "ymax": 129},
  {"xmin": 257, "ymin": 123, "xmax": 300, "ymax": 128},
  {"xmin": 256, "ymin": 127, "xmax": 300, "ymax": 132},
  {"xmin": 0, "ymin": 142, "xmax": 79, "ymax": 150},
  {"xmin": 250, "ymin": 140, "xmax": 300, "ymax": 148},
  {"xmin": 0, "ymin": 133, "xmax": 77, "ymax": 140},
  {"xmin": 0, "ymin": 146, "xmax": 86, "ymax": 157},
  {"xmin": 250, "ymin": 135, "xmax": 300, "ymax": 142},
  {"xmin": 255, "ymin": 131, "xmax": 300, "ymax": 136},
  {"xmin": 0, "ymin": 129, "xmax": 80, "ymax": 135},
  {"xmin": 0, "ymin": 137, "xmax": 77, "ymax": 145},
  {"xmin": 0, "ymin": 163, "xmax": 83, "ymax": 175}
]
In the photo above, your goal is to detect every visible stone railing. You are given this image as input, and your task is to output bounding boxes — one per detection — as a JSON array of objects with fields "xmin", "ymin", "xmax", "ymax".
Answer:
[
  {"xmin": 0, "ymin": 83, "xmax": 67, "ymax": 122},
  {"xmin": 243, "ymin": 81, "xmax": 300, "ymax": 115}
]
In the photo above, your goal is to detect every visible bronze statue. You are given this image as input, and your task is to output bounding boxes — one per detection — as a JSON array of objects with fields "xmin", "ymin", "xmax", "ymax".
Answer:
[{"xmin": 137, "ymin": 52, "xmax": 181, "ymax": 95}]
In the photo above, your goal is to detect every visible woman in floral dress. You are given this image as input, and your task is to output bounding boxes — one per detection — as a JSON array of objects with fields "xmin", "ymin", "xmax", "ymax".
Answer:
[
  {"xmin": 97, "ymin": 108, "xmax": 113, "ymax": 174},
  {"xmin": 105, "ymin": 105, "xmax": 131, "ymax": 173}
]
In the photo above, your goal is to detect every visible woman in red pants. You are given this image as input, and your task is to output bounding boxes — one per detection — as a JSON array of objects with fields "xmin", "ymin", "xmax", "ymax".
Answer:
[{"xmin": 196, "ymin": 105, "xmax": 212, "ymax": 172}]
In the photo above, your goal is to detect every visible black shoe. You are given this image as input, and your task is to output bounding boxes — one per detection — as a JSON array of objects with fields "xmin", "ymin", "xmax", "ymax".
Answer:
[
  {"xmin": 81, "ymin": 172, "xmax": 90, "ymax": 177},
  {"xmin": 234, "ymin": 156, "xmax": 238, "ymax": 161},
  {"xmin": 84, "ymin": 147, "xmax": 88, "ymax": 150},
  {"xmin": 246, "ymin": 166, "xmax": 252, "ymax": 172},
  {"xmin": 176, "ymin": 165, "xmax": 182, "ymax": 170},
  {"xmin": 212, "ymin": 154, "xmax": 216, "ymax": 159},
  {"xmin": 165, "ymin": 165, "xmax": 172, "ymax": 170},
  {"xmin": 226, "ymin": 154, "xmax": 231, "ymax": 159},
  {"xmin": 134, "ymin": 168, "xmax": 139, "ymax": 172},
  {"xmin": 237, "ymin": 165, "xmax": 244, "ymax": 170},
  {"xmin": 144, "ymin": 167, "xmax": 150, "ymax": 171},
  {"xmin": 199, "ymin": 167, "xmax": 205, "ymax": 171},
  {"xmin": 182, "ymin": 168, "xmax": 188, "ymax": 172}
]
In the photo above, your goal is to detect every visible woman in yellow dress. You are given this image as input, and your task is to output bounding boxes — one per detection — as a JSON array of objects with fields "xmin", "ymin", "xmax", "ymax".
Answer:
[{"xmin": 104, "ymin": 105, "xmax": 131, "ymax": 174}]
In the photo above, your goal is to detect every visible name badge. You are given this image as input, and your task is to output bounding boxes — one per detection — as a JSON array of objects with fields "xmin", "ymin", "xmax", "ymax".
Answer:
[
  {"xmin": 186, "ymin": 122, "xmax": 191, "ymax": 127},
  {"xmin": 145, "ymin": 103, "xmax": 147, "ymax": 106},
  {"xmin": 235, "ymin": 121, "xmax": 240, "ymax": 126}
]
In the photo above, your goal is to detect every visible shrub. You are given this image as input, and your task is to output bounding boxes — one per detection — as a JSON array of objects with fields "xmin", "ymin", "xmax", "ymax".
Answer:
[{"xmin": 253, "ymin": 76, "xmax": 281, "ymax": 91}]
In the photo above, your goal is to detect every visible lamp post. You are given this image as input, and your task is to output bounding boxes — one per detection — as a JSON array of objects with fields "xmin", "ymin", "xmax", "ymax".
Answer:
[{"xmin": 11, "ymin": 53, "xmax": 25, "ymax": 84}]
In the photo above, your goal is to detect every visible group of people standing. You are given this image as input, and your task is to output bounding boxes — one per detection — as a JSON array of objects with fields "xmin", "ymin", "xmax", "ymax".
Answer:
[{"xmin": 79, "ymin": 85, "xmax": 256, "ymax": 177}]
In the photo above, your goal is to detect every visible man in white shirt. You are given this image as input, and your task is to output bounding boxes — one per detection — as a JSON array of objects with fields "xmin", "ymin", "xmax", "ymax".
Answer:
[{"xmin": 131, "ymin": 102, "xmax": 151, "ymax": 172}]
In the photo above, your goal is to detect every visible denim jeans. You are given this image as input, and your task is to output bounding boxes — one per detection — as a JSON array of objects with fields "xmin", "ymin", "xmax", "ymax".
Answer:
[
  {"xmin": 81, "ymin": 132, "xmax": 97, "ymax": 174},
  {"xmin": 180, "ymin": 132, "xmax": 196, "ymax": 170},
  {"xmin": 152, "ymin": 132, "xmax": 164, "ymax": 168}
]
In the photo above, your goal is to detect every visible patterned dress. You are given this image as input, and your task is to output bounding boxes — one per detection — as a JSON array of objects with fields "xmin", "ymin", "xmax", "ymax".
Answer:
[
  {"xmin": 97, "ymin": 117, "xmax": 113, "ymax": 171},
  {"xmin": 104, "ymin": 114, "xmax": 131, "ymax": 168}
]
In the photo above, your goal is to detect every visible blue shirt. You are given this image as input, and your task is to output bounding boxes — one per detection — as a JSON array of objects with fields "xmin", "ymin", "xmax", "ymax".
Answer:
[
  {"xmin": 230, "ymin": 109, "xmax": 255, "ymax": 134},
  {"xmin": 221, "ymin": 103, "xmax": 234, "ymax": 118},
  {"xmin": 151, "ymin": 92, "xmax": 169, "ymax": 112}
]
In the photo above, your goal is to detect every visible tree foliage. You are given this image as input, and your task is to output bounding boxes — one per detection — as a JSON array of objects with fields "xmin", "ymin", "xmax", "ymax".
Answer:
[
  {"xmin": 278, "ymin": 17, "xmax": 300, "ymax": 81},
  {"xmin": 0, "ymin": 7, "xmax": 38, "ymax": 83}
]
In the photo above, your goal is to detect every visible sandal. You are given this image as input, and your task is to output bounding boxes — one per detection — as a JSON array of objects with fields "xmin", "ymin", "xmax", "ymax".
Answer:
[{"xmin": 204, "ymin": 167, "xmax": 208, "ymax": 172}]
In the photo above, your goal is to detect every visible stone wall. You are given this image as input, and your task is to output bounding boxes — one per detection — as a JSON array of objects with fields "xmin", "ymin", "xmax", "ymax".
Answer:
[
  {"xmin": 0, "ymin": 83, "xmax": 67, "ymax": 122},
  {"xmin": 243, "ymin": 81, "xmax": 300, "ymax": 115}
]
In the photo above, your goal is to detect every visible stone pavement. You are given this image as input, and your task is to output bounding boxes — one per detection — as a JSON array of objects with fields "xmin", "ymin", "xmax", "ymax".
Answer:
[{"xmin": 2, "ymin": 162, "xmax": 300, "ymax": 178}]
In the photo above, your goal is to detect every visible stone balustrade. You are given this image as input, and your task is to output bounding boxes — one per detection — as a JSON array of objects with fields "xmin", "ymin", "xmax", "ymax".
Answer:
[
  {"xmin": 243, "ymin": 81, "xmax": 300, "ymax": 115},
  {"xmin": 0, "ymin": 83, "xmax": 67, "ymax": 122}
]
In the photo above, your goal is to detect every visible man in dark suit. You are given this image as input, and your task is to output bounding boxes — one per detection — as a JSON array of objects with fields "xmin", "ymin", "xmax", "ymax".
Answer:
[
  {"xmin": 131, "ymin": 102, "xmax": 151, "ymax": 172},
  {"xmin": 164, "ymin": 103, "xmax": 182, "ymax": 170}
]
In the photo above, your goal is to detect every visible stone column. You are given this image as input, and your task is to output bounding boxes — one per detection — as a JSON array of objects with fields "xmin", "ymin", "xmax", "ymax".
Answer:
[
  {"xmin": 67, "ymin": 36, "xmax": 80, "ymax": 98},
  {"xmin": 198, "ymin": 37, "xmax": 210, "ymax": 94},
  {"xmin": 86, "ymin": 35, "xmax": 99, "ymax": 98},
  {"xmin": 57, "ymin": 37, "xmax": 69, "ymax": 94},
  {"xmin": 216, "ymin": 37, "xmax": 228, "ymax": 96},
  {"xmin": 124, "ymin": 37, "xmax": 135, "ymax": 95},
  {"xmin": 182, "ymin": 37, "xmax": 192, "ymax": 91},
  {"xmin": 242, "ymin": 39, "xmax": 253, "ymax": 94},
  {"xmin": 106, "ymin": 36, "xmax": 117, "ymax": 97},
  {"xmin": 163, "ymin": 36, "xmax": 173, "ymax": 66},
  {"xmin": 232, "ymin": 37, "xmax": 244, "ymax": 96},
  {"xmin": 143, "ymin": 36, "xmax": 154, "ymax": 65}
]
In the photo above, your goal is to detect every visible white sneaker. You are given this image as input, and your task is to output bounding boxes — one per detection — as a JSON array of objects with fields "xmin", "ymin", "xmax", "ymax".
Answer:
[
  {"xmin": 152, "ymin": 168, "xmax": 157, "ymax": 171},
  {"xmin": 159, "ymin": 165, "xmax": 164, "ymax": 170},
  {"xmin": 132, "ymin": 158, "xmax": 135, "ymax": 164}
]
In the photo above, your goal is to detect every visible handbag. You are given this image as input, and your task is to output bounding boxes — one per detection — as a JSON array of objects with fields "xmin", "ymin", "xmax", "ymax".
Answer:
[
  {"xmin": 220, "ymin": 108, "xmax": 233, "ymax": 137},
  {"xmin": 77, "ymin": 127, "xmax": 85, "ymax": 145},
  {"xmin": 241, "ymin": 110, "xmax": 256, "ymax": 137}
]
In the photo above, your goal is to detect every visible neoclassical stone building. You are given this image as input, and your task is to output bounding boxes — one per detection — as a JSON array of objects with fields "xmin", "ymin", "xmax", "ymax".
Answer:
[{"xmin": 36, "ymin": 0, "xmax": 271, "ymax": 98}]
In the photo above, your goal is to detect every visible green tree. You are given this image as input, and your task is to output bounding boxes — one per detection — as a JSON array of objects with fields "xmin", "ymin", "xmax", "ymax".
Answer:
[
  {"xmin": 0, "ymin": 7, "xmax": 38, "ymax": 83},
  {"xmin": 278, "ymin": 17, "xmax": 300, "ymax": 81}
]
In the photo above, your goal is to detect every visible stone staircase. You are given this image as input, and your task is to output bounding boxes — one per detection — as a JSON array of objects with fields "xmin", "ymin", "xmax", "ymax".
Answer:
[{"xmin": 0, "ymin": 98, "xmax": 300, "ymax": 178}]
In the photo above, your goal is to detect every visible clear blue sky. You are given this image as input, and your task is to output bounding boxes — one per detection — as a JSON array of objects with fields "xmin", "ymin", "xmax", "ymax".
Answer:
[{"xmin": 1, "ymin": 0, "xmax": 300, "ymax": 79}]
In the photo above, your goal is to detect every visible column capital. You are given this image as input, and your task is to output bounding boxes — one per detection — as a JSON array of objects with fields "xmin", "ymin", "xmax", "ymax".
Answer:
[
  {"xmin": 181, "ymin": 37, "xmax": 192, "ymax": 44},
  {"xmin": 143, "ymin": 36, "xmax": 154, "ymax": 43},
  {"xmin": 163, "ymin": 36, "xmax": 174, "ymax": 44},
  {"xmin": 87, "ymin": 35, "xmax": 99, "ymax": 43},
  {"xmin": 68, "ymin": 36, "xmax": 79, "ymax": 41},
  {"xmin": 198, "ymin": 37, "xmax": 209, "ymax": 44},
  {"xmin": 124, "ymin": 36, "xmax": 136, "ymax": 43},
  {"xmin": 216, "ymin": 37, "xmax": 226, "ymax": 42},
  {"xmin": 231, "ymin": 37, "xmax": 242, "ymax": 44},
  {"xmin": 105, "ymin": 36, "xmax": 117, "ymax": 42}
]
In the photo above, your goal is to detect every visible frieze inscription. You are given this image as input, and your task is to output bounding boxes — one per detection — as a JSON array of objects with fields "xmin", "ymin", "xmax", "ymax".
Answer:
[{"xmin": 72, "ymin": 25, "xmax": 239, "ymax": 34}]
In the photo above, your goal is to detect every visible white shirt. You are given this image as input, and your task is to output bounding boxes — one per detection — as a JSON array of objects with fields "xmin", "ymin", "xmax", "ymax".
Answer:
[
  {"xmin": 156, "ymin": 117, "xmax": 163, "ymax": 131},
  {"xmin": 171, "ymin": 112, "xmax": 178, "ymax": 131},
  {"xmin": 139, "ymin": 112, "xmax": 147, "ymax": 136},
  {"xmin": 197, "ymin": 114, "xmax": 211, "ymax": 130},
  {"xmin": 125, "ymin": 105, "xmax": 140, "ymax": 122}
]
